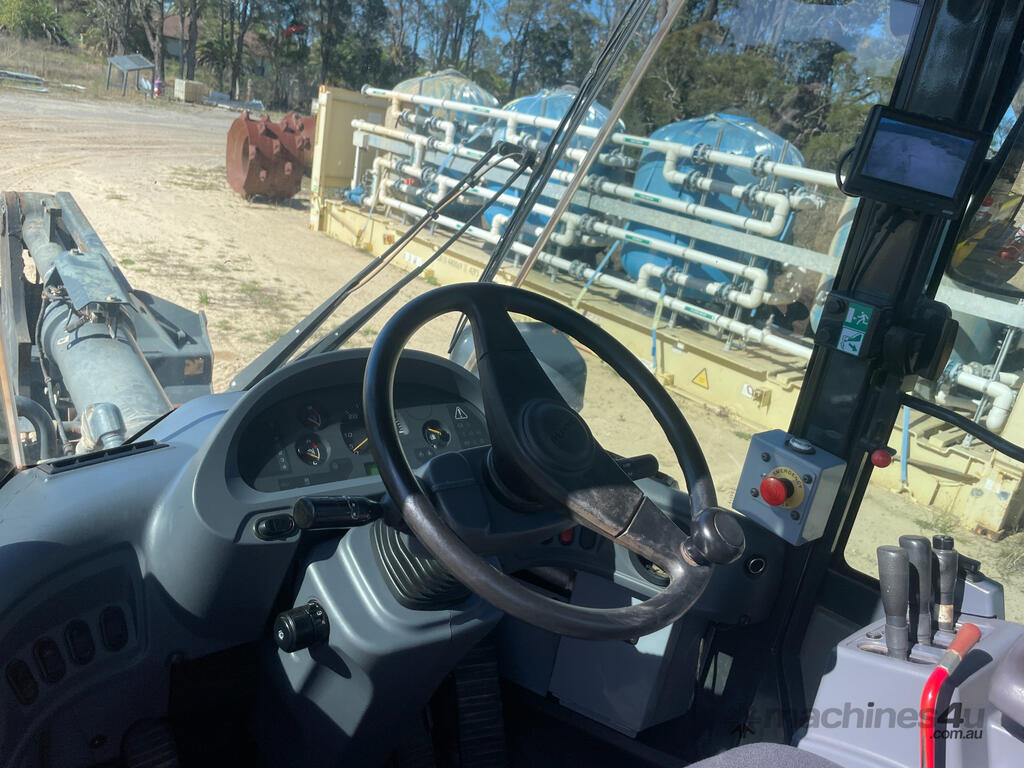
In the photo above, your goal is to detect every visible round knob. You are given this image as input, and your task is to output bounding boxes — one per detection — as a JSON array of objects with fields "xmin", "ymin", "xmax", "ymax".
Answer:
[
  {"xmin": 273, "ymin": 599, "xmax": 329, "ymax": 653},
  {"xmin": 870, "ymin": 449, "xmax": 893, "ymax": 468},
  {"xmin": 684, "ymin": 506, "xmax": 746, "ymax": 566},
  {"xmin": 759, "ymin": 476, "xmax": 793, "ymax": 507}
]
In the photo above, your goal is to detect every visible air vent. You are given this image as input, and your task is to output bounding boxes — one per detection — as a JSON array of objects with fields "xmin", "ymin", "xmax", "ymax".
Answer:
[{"xmin": 37, "ymin": 440, "xmax": 165, "ymax": 474}]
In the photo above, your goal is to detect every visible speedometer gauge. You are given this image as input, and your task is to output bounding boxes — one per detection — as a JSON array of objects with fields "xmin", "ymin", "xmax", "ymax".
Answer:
[{"xmin": 343, "ymin": 426, "xmax": 370, "ymax": 455}]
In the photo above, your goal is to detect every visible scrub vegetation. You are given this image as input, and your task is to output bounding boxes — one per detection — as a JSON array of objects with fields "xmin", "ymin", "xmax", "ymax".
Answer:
[{"xmin": 2, "ymin": 0, "xmax": 897, "ymax": 170}]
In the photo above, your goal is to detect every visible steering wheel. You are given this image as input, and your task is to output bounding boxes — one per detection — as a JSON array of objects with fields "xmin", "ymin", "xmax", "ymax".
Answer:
[{"xmin": 363, "ymin": 283, "xmax": 744, "ymax": 641}]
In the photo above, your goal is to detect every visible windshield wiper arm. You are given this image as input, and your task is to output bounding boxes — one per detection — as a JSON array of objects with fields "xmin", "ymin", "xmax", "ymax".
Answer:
[{"xmin": 226, "ymin": 142, "xmax": 525, "ymax": 391}]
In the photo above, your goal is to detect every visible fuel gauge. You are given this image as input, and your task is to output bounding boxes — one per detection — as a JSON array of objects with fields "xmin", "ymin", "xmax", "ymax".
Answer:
[{"xmin": 295, "ymin": 434, "xmax": 328, "ymax": 466}]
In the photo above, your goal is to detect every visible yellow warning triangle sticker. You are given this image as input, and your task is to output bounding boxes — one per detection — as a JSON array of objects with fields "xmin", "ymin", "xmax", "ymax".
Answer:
[{"xmin": 691, "ymin": 368, "xmax": 709, "ymax": 389}]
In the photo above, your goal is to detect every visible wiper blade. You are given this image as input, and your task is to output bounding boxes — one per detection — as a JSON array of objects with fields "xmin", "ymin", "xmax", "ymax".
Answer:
[{"xmin": 227, "ymin": 143, "xmax": 523, "ymax": 391}]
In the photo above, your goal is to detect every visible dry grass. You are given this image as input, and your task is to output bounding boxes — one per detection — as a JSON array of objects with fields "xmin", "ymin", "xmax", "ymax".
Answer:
[
  {"xmin": 0, "ymin": 36, "xmax": 109, "ymax": 95},
  {"xmin": 0, "ymin": 37, "xmax": 218, "ymax": 104}
]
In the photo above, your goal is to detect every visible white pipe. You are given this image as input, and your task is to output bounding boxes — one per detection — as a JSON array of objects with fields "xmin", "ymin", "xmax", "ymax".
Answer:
[
  {"xmin": 952, "ymin": 369, "xmax": 1016, "ymax": 432},
  {"xmin": 934, "ymin": 390, "xmax": 982, "ymax": 412},
  {"xmin": 592, "ymin": 177, "xmax": 789, "ymax": 237},
  {"xmin": 382, "ymin": 162, "xmax": 579, "ymax": 247},
  {"xmin": 373, "ymin": 191, "xmax": 811, "ymax": 360},
  {"xmin": 351, "ymin": 145, "xmax": 362, "ymax": 190},
  {"xmin": 379, "ymin": 158, "xmax": 777, "ymax": 309},
  {"xmin": 583, "ymin": 218, "xmax": 773, "ymax": 305},
  {"xmin": 354, "ymin": 119, "xmax": 793, "ymax": 238},
  {"xmin": 636, "ymin": 261, "xmax": 779, "ymax": 310},
  {"xmin": 361, "ymin": 86, "xmax": 837, "ymax": 188},
  {"xmin": 663, "ymin": 150, "xmax": 791, "ymax": 237}
]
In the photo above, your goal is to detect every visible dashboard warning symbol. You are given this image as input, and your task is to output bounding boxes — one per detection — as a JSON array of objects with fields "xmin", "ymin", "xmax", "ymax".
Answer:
[
  {"xmin": 454, "ymin": 406, "xmax": 468, "ymax": 420},
  {"xmin": 692, "ymin": 368, "xmax": 709, "ymax": 389}
]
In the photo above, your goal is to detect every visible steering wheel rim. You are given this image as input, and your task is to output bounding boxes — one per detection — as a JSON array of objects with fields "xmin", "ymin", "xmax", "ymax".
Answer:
[{"xmin": 363, "ymin": 283, "xmax": 743, "ymax": 640}]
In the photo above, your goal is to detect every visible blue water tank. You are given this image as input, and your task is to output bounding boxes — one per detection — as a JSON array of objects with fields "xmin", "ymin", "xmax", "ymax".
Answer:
[
  {"xmin": 620, "ymin": 112, "xmax": 804, "ymax": 296},
  {"xmin": 393, "ymin": 69, "xmax": 499, "ymax": 142},
  {"xmin": 483, "ymin": 86, "xmax": 625, "ymax": 244}
]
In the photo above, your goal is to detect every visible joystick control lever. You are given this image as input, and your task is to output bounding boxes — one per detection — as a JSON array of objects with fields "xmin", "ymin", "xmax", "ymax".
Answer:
[
  {"xmin": 900, "ymin": 534, "xmax": 933, "ymax": 645},
  {"xmin": 878, "ymin": 545, "xmax": 910, "ymax": 658},
  {"xmin": 932, "ymin": 535, "xmax": 959, "ymax": 631}
]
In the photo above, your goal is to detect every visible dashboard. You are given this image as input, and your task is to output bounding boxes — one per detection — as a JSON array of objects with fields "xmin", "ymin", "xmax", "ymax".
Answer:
[{"xmin": 235, "ymin": 362, "xmax": 490, "ymax": 492}]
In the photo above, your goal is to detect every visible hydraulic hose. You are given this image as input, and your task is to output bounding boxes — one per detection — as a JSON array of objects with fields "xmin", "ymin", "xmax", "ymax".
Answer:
[
  {"xmin": 14, "ymin": 395, "xmax": 57, "ymax": 460},
  {"xmin": 901, "ymin": 394, "xmax": 1024, "ymax": 463}
]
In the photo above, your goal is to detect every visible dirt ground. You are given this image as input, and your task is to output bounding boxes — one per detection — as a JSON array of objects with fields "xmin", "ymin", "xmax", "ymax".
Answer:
[{"xmin": 1, "ymin": 88, "xmax": 1021, "ymax": 621}]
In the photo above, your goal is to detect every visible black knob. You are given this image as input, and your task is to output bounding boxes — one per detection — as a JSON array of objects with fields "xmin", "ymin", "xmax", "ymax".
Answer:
[
  {"xmin": 899, "ymin": 535, "xmax": 933, "ymax": 644},
  {"xmin": 684, "ymin": 507, "xmax": 745, "ymax": 566},
  {"xmin": 877, "ymin": 545, "xmax": 909, "ymax": 658},
  {"xmin": 932, "ymin": 534, "xmax": 954, "ymax": 551},
  {"xmin": 274, "ymin": 599, "xmax": 329, "ymax": 653}
]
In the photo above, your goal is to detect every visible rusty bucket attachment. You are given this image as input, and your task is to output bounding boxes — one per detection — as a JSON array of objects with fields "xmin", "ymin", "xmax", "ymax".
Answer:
[
  {"xmin": 225, "ymin": 111, "xmax": 316, "ymax": 200},
  {"xmin": 279, "ymin": 112, "xmax": 316, "ymax": 169}
]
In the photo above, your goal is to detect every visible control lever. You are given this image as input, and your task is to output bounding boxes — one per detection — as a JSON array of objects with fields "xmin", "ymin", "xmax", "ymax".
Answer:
[
  {"xmin": 615, "ymin": 453, "xmax": 660, "ymax": 481},
  {"xmin": 877, "ymin": 545, "xmax": 910, "ymax": 658},
  {"xmin": 932, "ymin": 535, "xmax": 959, "ymax": 631},
  {"xmin": 899, "ymin": 534, "xmax": 933, "ymax": 645},
  {"xmin": 292, "ymin": 495, "xmax": 385, "ymax": 531}
]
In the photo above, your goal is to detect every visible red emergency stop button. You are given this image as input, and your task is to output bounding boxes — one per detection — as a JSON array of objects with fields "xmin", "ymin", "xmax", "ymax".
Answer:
[
  {"xmin": 759, "ymin": 476, "xmax": 793, "ymax": 507},
  {"xmin": 870, "ymin": 449, "xmax": 893, "ymax": 468}
]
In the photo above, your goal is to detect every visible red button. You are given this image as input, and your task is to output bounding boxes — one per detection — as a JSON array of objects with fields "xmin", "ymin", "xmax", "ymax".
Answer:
[
  {"xmin": 870, "ymin": 449, "xmax": 893, "ymax": 468},
  {"xmin": 759, "ymin": 476, "xmax": 792, "ymax": 507},
  {"xmin": 559, "ymin": 528, "xmax": 574, "ymax": 545}
]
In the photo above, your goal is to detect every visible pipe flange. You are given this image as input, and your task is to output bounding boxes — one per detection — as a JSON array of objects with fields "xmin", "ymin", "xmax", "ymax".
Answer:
[
  {"xmin": 691, "ymin": 143, "xmax": 712, "ymax": 165},
  {"xmin": 398, "ymin": 109, "xmax": 416, "ymax": 127},
  {"xmin": 751, "ymin": 154, "xmax": 771, "ymax": 177},
  {"xmin": 420, "ymin": 165, "xmax": 438, "ymax": 184},
  {"xmin": 661, "ymin": 265, "xmax": 680, "ymax": 285},
  {"xmin": 577, "ymin": 214, "xmax": 598, "ymax": 233},
  {"xmin": 681, "ymin": 170, "xmax": 704, "ymax": 192},
  {"xmin": 568, "ymin": 260, "xmax": 588, "ymax": 280},
  {"xmin": 427, "ymin": 115, "xmax": 445, "ymax": 132},
  {"xmin": 938, "ymin": 362, "xmax": 961, "ymax": 390},
  {"xmin": 425, "ymin": 136, "xmax": 442, "ymax": 151},
  {"xmin": 740, "ymin": 184, "xmax": 761, "ymax": 206}
]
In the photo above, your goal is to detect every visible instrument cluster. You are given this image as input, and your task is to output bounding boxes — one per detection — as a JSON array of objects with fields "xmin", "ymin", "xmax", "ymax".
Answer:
[{"xmin": 237, "ymin": 381, "xmax": 489, "ymax": 492}]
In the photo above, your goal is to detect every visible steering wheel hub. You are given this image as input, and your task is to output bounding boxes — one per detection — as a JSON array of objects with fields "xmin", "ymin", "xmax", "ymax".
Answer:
[{"xmin": 520, "ymin": 399, "xmax": 596, "ymax": 472}]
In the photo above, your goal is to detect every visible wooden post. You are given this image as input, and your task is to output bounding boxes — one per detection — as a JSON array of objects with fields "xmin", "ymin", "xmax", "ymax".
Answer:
[{"xmin": 105, "ymin": 62, "xmax": 112, "ymax": 91}]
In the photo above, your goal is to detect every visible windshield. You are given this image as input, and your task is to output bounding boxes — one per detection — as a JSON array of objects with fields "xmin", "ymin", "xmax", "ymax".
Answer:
[{"xmin": 4, "ymin": 0, "xmax": 1024, "ymax": 617}]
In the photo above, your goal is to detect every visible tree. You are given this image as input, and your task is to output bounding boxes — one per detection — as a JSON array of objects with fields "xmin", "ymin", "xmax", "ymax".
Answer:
[
  {"xmin": 259, "ymin": 0, "xmax": 311, "ymax": 108},
  {"xmin": 311, "ymin": 0, "xmax": 351, "ymax": 87},
  {"xmin": 228, "ymin": 0, "xmax": 260, "ymax": 98},
  {"xmin": 132, "ymin": 0, "xmax": 165, "ymax": 82},
  {"xmin": 0, "ymin": 0, "xmax": 66, "ymax": 43},
  {"xmin": 184, "ymin": 0, "xmax": 201, "ymax": 79}
]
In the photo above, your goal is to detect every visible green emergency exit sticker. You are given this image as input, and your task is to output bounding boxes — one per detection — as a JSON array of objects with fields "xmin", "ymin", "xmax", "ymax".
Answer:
[{"xmin": 836, "ymin": 301, "xmax": 873, "ymax": 355}]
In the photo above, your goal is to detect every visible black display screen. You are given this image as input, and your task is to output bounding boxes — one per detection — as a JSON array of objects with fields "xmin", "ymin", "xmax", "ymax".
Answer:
[
  {"xmin": 861, "ymin": 118, "xmax": 976, "ymax": 198},
  {"xmin": 843, "ymin": 106, "xmax": 988, "ymax": 217}
]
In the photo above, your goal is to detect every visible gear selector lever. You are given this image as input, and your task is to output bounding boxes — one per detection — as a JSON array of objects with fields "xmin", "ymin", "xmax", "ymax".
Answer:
[{"xmin": 877, "ymin": 545, "xmax": 910, "ymax": 658}]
